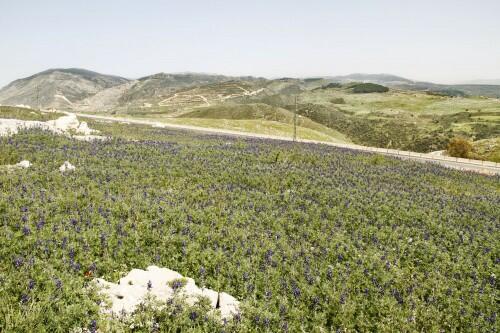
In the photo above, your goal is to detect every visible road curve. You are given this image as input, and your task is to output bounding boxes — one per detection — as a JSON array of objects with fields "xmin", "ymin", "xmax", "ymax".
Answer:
[{"xmin": 73, "ymin": 112, "xmax": 500, "ymax": 176}]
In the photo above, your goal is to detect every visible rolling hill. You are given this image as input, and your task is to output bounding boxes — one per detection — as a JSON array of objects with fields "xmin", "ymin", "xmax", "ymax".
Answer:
[
  {"xmin": 1, "ymin": 69, "xmax": 498, "ymax": 159},
  {"xmin": 0, "ymin": 68, "xmax": 129, "ymax": 110}
]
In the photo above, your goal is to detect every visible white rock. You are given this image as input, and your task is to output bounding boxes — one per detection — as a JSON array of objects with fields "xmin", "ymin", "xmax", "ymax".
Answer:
[
  {"xmin": 0, "ymin": 114, "xmax": 101, "ymax": 141},
  {"xmin": 59, "ymin": 161, "xmax": 76, "ymax": 172},
  {"xmin": 218, "ymin": 292, "xmax": 240, "ymax": 319},
  {"xmin": 94, "ymin": 266, "xmax": 240, "ymax": 320},
  {"xmin": 72, "ymin": 135, "xmax": 109, "ymax": 142},
  {"xmin": 76, "ymin": 121, "xmax": 94, "ymax": 135},
  {"xmin": 200, "ymin": 288, "xmax": 219, "ymax": 308},
  {"xmin": 16, "ymin": 160, "xmax": 32, "ymax": 168}
]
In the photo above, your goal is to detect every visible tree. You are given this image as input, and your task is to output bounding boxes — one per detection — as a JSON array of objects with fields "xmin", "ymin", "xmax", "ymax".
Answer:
[{"xmin": 447, "ymin": 137, "xmax": 472, "ymax": 158}]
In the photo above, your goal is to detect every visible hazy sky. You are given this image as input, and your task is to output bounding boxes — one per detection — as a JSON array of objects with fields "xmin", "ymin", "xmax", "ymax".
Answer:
[{"xmin": 1, "ymin": 0, "xmax": 499, "ymax": 87}]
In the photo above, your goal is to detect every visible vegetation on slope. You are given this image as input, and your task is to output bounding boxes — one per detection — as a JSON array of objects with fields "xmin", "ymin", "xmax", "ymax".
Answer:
[
  {"xmin": 471, "ymin": 137, "xmax": 500, "ymax": 162},
  {"xmin": 0, "ymin": 123, "xmax": 498, "ymax": 332},
  {"xmin": 447, "ymin": 137, "xmax": 473, "ymax": 158},
  {"xmin": 0, "ymin": 106, "xmax": 65, "ymax": 121},
  {"xmin": 350, "ymin": 83, "xmax": 389, "ymax": 94}
]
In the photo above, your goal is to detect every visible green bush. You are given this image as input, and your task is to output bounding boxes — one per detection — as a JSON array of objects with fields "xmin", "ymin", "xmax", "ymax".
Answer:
[
  {"xmin": 447, "ymin": 137, "xmax": 472, "ymax": 158},
  {"xmin": 351, "ymin": 83, "xmax": 389, "ymax": 94}
]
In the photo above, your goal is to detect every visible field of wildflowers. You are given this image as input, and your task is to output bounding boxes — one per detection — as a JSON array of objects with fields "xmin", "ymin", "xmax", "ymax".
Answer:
[{"xmin": 0, "ymin": 121, "xmax": 498, "ymax": 332}]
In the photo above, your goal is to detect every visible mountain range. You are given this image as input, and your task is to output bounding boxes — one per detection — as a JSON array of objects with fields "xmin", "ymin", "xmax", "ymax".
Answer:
[{"xmin": 1, "ymin": 69, "xmax": 500, "ymax": 111}]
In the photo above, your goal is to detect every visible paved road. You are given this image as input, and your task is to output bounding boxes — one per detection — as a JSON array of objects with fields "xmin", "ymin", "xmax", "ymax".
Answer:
[{"xmin": 74, "ymin": 113, "xmax": 500, "ymax": 175}]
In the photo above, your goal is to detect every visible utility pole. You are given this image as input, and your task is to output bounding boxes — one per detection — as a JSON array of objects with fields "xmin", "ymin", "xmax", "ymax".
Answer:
[
  {"xmin": 36, "ymin": 84, "xmax": 40, "ymax": 110},
  {"xmin": 293, "ymin": 95, "xmax": 298, "ymax": 142}
]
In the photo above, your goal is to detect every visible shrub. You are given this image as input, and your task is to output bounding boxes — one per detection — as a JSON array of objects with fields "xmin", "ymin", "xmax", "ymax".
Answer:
[
  {"xmin": 426, "ymin": 90, "xmax": 467, "ymax": 97},
  {"xmin": 322, "ymin": 83, "xmax": 342, "ymax": 89},
  {"xmin": 330, "ymin": 98, "xmax": 346, "ymax": 104},
  {"xmin": 351, "ymin": 83, "xmax": 389, "ymax": 94},
  {"xmin": 447, "ymin": 137, "xmax": 472, "ymax": 158}
]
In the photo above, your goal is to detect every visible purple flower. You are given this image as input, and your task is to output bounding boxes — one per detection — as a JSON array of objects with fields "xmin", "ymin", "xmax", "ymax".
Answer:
[
  {"xmin": 171, "ymin": 280, "xmax": 184, "ymax": 290},
  {"xmin": 54, "ymin": 278, "xmax": 62, "ymax": 290},
  {"xmin": 36, "ymin": 219, "xmax": 45, "ymax": 230},
  {"xmin": 22, "ymin": 226, "xmax": 31, "ymax": 236},
  {"xmin": 327, "ymin": 266, "xmax": 333, "ymax": 280},
  {"xmin": 20, "ymin": 294, "xmax": 30, "ymax": 304},
  {"xmin": 89, "ymin": 319, "xmax": 98, "ymax": 333},
  {"xmin": 28, "ymin": 279, "xmax": 35, "ymax": 290},
  {"xmin": 13, "ymin": 257, "xmax": 23, "ymax": 269}
]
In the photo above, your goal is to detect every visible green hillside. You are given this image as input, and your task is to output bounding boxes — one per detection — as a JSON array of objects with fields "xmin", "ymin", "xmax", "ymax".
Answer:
[
  {"xmin": 98, "ymin": 81, "xmax": 500, "ymax": 158},
  {"xmin": 0, "ymin": 106, "xmax": 65, "ymax": 121}
]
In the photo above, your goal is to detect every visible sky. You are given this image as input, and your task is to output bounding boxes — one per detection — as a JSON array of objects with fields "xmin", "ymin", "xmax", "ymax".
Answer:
[{"xmin": 1, "ymin": 0, "xmax": 499, "ymax": 87}]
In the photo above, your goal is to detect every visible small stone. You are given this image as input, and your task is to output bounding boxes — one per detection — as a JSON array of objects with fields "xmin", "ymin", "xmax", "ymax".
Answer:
[
  {"xmin": 59, "ymin": 161, "xmax": 76, "ymax": 172},
  {"xmin": 16, "ymin": 160, "xmax": 32, "ymax": 168}
]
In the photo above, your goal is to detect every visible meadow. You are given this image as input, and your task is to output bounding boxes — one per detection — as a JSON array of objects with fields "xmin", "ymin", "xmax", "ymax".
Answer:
[
  {"xmin": 0, "ymin": 120, "xmax": 498, "ymax": 332},
  {"xmin": 0, "ymin": 106, "xmax": 65, "ymax": 121}
]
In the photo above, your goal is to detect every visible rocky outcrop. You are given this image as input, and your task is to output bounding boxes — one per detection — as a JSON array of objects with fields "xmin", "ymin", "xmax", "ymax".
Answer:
[
  {"xmin": 95, "ymin": 266, "xmax": 240, "ymax": 320},
  {"xmin": 0, "ymin": 113, "xmax": 107, "ymax": 141}
]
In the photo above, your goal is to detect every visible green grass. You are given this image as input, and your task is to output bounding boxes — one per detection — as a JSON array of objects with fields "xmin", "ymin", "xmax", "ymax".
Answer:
[
  {"xmin": 471, "ymin": 137, "xmax": 500, "ymax": 162},
  {"xmin": 150, "ymin": 117, "xmax": 348, "ymax": 143},
  {"xmin": 0, "ymin": 106, "xmax": 65, "ymax": 121}
]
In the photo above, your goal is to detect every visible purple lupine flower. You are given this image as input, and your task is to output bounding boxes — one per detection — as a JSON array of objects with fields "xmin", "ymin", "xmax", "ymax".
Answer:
[
  {"xmin": 292, "ymin": 285, "xmax": 301, "ymax": 298},
  {"xmin": 36, "ymin": 219, "xmax": 45, "ymax": 230},
  {"xmin": 327, "ymin": 266, "xmax": 333, "ymax": 280},
  {"xmin": 22, "ymin": 226, "xmax": 31, "ymax": 236},
  {"xmin": 89, "ymin": 320, "xmax": 98, "ymax": 333},
  {"xmin": 28, "ymin": 279, "xmax": 35, "ymax": 290},
  {"xmin": 54, "ymin": 278, "xmax": 62, "ymax": 290},
  {"xmin": 13, "ymin": 257, "xmax": 23, "ymax": 269},
  {"xmin": 311, "ymin": 296, "xmax": 321, "ymax": 308},
  {"xmin": 171, "ymin": 280, "xmax": 184, "ymax": 290},
  {"xmin": 20, "ymin": 294, "xmax": 30, "ymax": 304}
]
